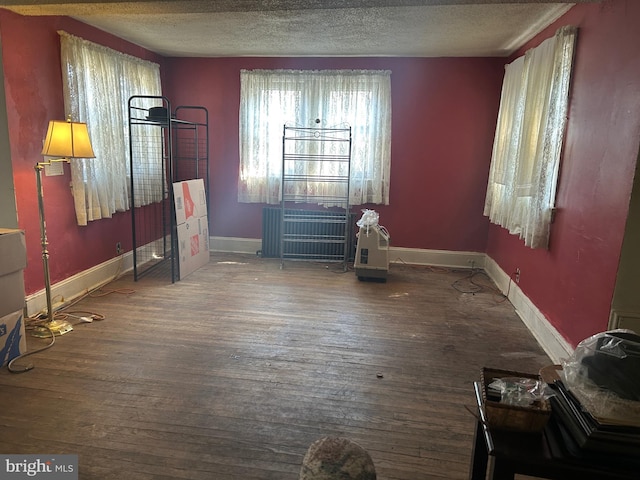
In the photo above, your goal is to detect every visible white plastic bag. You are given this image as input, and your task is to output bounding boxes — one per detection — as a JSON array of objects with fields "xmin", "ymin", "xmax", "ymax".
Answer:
[
  {"xmin": 356, "ymin": 209, "xmax": 379, "ymax": 228},
  {"xmin": 561, "ymin": 329, "xmax": 640, "ymax": 425}
]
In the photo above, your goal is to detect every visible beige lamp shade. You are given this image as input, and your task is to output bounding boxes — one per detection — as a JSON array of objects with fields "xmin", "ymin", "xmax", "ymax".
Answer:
[{"xmin": 41, "ymin": 119, "xmax": 95, "ymax": 159}]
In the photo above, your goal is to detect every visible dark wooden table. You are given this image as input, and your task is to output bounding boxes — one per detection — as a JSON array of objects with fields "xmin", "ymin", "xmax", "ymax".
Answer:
[{"xmin": 469, "ymin": 382, "xmax": 638, "ymax": 480}]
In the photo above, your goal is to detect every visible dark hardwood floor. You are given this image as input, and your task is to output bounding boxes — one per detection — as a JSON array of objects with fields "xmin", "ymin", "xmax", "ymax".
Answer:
[{"xmin": 0, "ymin": 253, "xmax": 551, "ymax": 479}]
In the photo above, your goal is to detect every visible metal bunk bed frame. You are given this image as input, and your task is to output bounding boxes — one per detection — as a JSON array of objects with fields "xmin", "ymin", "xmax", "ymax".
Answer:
[{"xmin": 128, "ymin": 95, "xmax": 209, "ymax": 282}]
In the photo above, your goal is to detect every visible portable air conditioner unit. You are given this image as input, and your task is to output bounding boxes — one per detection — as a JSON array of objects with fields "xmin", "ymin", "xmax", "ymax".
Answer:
[{"xmin": 354, "ymin": 224, "xmax": 390, "ymax": 281}]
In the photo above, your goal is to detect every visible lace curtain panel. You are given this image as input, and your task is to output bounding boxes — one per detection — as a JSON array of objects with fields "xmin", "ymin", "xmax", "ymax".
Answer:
[
  {"xmin": 59, "ymin": 31, "xmax": 162, "ymax": 226},
  {"xmin": 483, "ymin": 26, "xmax": 577, "ymax": 249},
  {"xmin": 238, "ymin": 69, "xmax": 392, "ymax": 206}
]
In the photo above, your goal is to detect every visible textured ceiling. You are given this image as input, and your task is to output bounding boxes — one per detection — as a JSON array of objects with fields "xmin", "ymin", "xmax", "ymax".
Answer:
[{"xmin": 3, "ymin": 1, "xmax": 595, "ymax": 57}]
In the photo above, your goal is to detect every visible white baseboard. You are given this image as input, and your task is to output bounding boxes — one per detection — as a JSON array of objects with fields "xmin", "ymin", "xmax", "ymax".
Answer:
[
  {"xmin": 25, "ymin": 253, "xmax": 132, "ymax": 317},
  {"xmin": 392, "ymin": 247, "xmax": 573, "ymax": 362},
  {"xmin": 205, "ymin": 237, "xmax": 574, "ymax": 362},
  {"xmin": 32, "ymin": 236, "xmax": 572, "ymax": 364},
  {"xmin": 389, "ymin": 246, "xmax": 486, "ymax": 269},
  {"xmin": 211, "ymin": 236, "xmax": 262, "ymax": 255},
  {"xmin": 483, "ymin": 256, "xmax": 573, "ymax": 364},
  {"xmin": 209, "ymin": 237, "xmax": 487, "ymax": 269}
]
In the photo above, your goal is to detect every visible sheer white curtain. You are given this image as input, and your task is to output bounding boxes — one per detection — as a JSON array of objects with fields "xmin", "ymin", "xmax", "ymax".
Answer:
[
  {"xmin": 59, "ymin": 31, "xmax": 162, "ymax": 225},
  {"xmin": 239, "ymin": 69, "xmax": 392, "ymax": 205},
  {"xmin": 484, "ymin": 26, "xmax": 577, "ymax": 249}
]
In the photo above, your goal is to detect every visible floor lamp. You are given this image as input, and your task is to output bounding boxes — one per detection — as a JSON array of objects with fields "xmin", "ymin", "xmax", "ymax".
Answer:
[{"xmin": 33, "ymin": 118, "xmax": 95, "ymax": 338}]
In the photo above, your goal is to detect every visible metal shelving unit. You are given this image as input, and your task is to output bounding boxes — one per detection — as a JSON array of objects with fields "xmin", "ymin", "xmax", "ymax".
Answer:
[
  {"xmin": 128, "ymin": 95, "xmax": 209, "ymax": 282},
  {"xmin": 280, "ymin": 125, "xmax": 352, "ymax": 270}
]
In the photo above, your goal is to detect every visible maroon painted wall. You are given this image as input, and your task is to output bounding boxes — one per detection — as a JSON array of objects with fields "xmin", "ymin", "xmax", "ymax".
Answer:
[
  {"xmin": 163, "ymin": 56, "xmax": 503, "ymax": 251},
  {"xmin": 486, "ymin": 0, "xmax": 640, "ymax": 347},
  {"xmin": 0, "ymin": 9, "xmax": 164, "ymax": 295},
  {"xmin": 6, "ymin": 3, "xmax": 635, "ymax": 350},
  {"xmin": 1, "ymin": 6, "xmax": 503, "ymax": 298}
]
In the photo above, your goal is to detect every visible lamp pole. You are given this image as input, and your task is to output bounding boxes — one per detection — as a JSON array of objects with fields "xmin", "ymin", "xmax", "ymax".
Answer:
[{"xmin": 35, "ymin": 162, "xmax": 54, "ymax": 325}]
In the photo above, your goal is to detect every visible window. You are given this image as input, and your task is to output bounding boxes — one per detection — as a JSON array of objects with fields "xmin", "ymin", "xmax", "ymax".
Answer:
[
  {"xmin": 484, "ymin": 26, "xmax": 577, "ymax": 249},
  {"xmin": 59, "ymin": 31, "xmax": 162, "ymax": 226},
  {"xmin": 239, "ymin": 69, "xmax": 392, "ymax": 206}
]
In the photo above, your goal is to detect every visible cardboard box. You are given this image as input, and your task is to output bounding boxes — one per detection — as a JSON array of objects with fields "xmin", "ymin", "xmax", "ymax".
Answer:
[
  {"xmin": 480, "ymin": 367, "xmax": 551, "ymax": 432},
  {"xmin": 174, "ymin": 179, "xmax": 207, "ymax": 225},
  {"xmin": 174, "ymin": 179, "xmax": 209, "ymax": 279},
  {"xmin": 1, "ymin": 310, "xmax": 27, "ymax": 366},
  {"xmin": 176, "ymin": 216, "xmax": 210, "ymax": 279},
  {"xmin": 0, "ymin": 229, "xmax": 27, "ymax": 318}
]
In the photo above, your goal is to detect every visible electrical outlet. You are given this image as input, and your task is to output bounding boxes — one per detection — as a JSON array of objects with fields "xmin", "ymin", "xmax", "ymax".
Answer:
[
  {"xmin": 515, "ymin": 268, "xmax": 521, "ymax": 283},
  {"xmin": 116, "ymin": 242, "xmax": 122, "ymax": 254}
]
